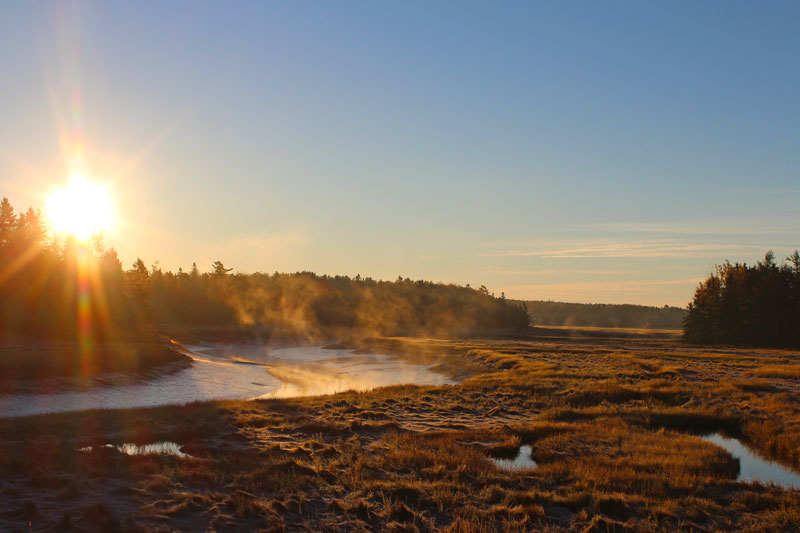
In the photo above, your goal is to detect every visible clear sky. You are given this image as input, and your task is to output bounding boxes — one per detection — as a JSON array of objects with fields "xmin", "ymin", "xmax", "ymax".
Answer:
[{"xmin": 1, "ymin": 1, "xmax": 798, "ymax": 306}]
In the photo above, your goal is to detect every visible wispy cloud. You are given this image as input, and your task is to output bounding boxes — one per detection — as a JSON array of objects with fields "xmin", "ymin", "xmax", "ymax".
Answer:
[
  {"xmin": 581, "ymin": 220, "xmax": 799, "ymax": 237},
  {"xmin": 484, "ymin": 241, "xmax": 765, "ymax": 259},
  {"xmin": 481, "ymin": 268, "xmax": 638, "ymax": 276}
]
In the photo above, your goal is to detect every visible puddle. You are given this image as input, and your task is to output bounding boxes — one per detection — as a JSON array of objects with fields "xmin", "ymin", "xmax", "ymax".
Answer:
[
  {"xmin": 491, "ymin": 445, "xmax": 537, "ymax": 471},
  {"xmin": 702, "ymin": 433, "xmax": 800, "ymax": 490},
  {"xmin": 80, "ymin": 441, "xmax": 190, "ymax": 458}
]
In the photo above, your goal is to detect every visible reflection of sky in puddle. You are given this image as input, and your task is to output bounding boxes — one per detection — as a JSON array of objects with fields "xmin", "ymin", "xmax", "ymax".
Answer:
[
  {"xmin": 80, "ymin": 441, "xmax": 189, "ymax": 457},
  {"xmin": 491, "ymin": 445, "xmax": 537, "ymax": 471},
  {"xmin": 702, "ymin": 433, "xmax": 800, "ymax": 490},
  {"xmin": 0, "ymin": 342, "xmax": 455, "ymax": 417}
]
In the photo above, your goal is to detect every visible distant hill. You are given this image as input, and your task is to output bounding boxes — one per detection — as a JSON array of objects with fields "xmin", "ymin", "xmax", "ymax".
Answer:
[{"xmin": 516, "ymin": 300, "xmax": 686, "ymax": 330}]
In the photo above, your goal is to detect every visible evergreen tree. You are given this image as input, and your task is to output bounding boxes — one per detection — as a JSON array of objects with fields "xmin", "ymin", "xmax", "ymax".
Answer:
[
  {"xmin": 212, "ymin": 260, "xmax": 232, "ymax": 276},
  {"xmin": 0, "ymin": 197, "xmax": 16, "ymax": 248},
  {"xmin": 683, "ymin": 250, "xmax": 800, "ymax": 347}
]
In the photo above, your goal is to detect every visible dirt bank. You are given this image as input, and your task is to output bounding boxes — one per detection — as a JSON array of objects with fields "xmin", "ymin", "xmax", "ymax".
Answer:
[{"xmin": 0, "ymin": 337, "xmax": 191, "ymax": 392}]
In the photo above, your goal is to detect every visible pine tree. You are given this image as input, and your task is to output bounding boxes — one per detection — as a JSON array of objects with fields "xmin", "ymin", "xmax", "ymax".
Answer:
[
  {"xmin": 0, "ymin": 197, "xmax": 16, "ymax": 248},
  {"xmin": 212, "ymin": 261, "xmax": 233, "ymax": 276}
]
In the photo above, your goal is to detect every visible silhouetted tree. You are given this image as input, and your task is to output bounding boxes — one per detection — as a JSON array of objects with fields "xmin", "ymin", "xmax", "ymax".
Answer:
[
  {"xmin": 788, "ymin": 251, "xmax": 800, "ymax": 273},
  {"xmin": 126, "ymin": 258, "xmax": 151, "ymax": 311},
  {"xmin": 683, "ymin": 250, "xmax": 800, "ymax": 347},
  {"xmin": 0, "ymin": 197, "xmax": 15, "ymax": 247},
  {"xmin": 15, "ymin": 207, "xmax": 46, "ymax": 247},
  {"xmin": 0, "ymin": 197, "xmax": 151, "ymax": 342},
  {"xmin": 212, "ymin": 261, "xmax": 233, "ymax": 276}
]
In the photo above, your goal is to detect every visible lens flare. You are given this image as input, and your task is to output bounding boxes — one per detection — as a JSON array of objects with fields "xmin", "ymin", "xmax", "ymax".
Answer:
[{"xmin": 47, "ymin": 174, "xmax": 113, "ymax": 241}]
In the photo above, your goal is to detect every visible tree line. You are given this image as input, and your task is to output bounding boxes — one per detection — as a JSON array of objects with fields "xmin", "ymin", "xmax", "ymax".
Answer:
[
  {"xmin": 516, "ymin": 300, "xmax": 686, "ymax": 330},
  {"xmin": 683, "ymin": 250, "xmax": 800, "ymax": 348},
  {"xmin": 0, "ymin": 197, "xmax": 529, "ymax": 341},
  {"xmin": 145, "ymin": 265, "xmax": 530, "ymax": 338}
]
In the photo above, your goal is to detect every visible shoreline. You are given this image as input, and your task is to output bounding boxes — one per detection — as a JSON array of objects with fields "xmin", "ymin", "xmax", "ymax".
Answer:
[
  {"xmin": 0, "ymin": 337, "xmax": 461, "ymax": 419},
  {"xmin": 0, "ymin": 337, "xmax": 191, "ymax": 394}
]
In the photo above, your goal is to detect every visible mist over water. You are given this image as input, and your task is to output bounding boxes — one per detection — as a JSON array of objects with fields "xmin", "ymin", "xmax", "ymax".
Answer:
[{"xmin": 0, "ymin": 342, "xmax": 455, "ymax": 418}]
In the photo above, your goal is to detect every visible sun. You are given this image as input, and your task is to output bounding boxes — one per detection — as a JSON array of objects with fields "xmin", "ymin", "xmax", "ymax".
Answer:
[{"xmin": 47, "ymin": 175, "xmax": 114, "ymax": 241}]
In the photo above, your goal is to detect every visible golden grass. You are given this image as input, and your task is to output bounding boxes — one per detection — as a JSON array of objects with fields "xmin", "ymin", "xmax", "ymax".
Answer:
[
  {"xmin": 1, "ymin": 330, "xmax": 800, "ymax": 531},
  {"xmin": 753, "ymin": 364, "xmax": 800, "ymax": 379}
]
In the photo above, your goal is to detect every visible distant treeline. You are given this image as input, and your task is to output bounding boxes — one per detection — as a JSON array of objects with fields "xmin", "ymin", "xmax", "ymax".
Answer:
[
  {"xmin": 0, "ymin": 196, "xmax": 529, "ymax": 341},
  {"xmin": 147, "ymin": 265, "xmax": 530, "ymax": 338},
  {"xmin": 683, "ymin": 251, "xmax": 800, "ymax": 348},
  {"xmin": 516, "ymin": 300, "xmax": 686, "ymax": 329}
]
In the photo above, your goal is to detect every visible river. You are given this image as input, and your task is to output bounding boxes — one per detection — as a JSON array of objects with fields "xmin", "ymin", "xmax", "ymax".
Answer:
[{"xmin": 0, "ymin": 342, "xmax": 455, "ymax": 418}]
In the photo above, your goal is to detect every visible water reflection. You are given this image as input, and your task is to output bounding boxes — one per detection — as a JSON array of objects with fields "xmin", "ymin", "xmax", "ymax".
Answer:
[
  {"xmin": 491, "ymin": 445, "xmax": 537, "ymax": 471},
  {"xmin": 702, "ymin": 433, "xmax": 800, "ymax": 490},
  {"xmin": 256, "ymin": 346, "xmax": 453, "ymax": 399},
  {"xmin": 0, "ymin": 342, "xmax": 455, "ymax": 418},
  {"xmin": 80, "ymin": 441, "xmax": 189, "ymax": 457},
  {"xmin": 0, "ymin": 351, "xmax": 280, "ymax": 418}
]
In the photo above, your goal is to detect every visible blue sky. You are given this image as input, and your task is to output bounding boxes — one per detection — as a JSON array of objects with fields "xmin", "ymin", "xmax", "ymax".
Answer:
[{"xmin": 1, "ymin": 1, "xmax": 798, "ymax": 305}]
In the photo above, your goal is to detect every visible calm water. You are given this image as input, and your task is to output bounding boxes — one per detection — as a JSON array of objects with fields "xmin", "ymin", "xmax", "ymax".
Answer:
[
  {"xmin": 491, "ymin": 445, "xmax": 537, "ymax": 471},
  {"xmin": 0, "ymin": 343, "xmax": 455, "ymax": 418},
  {"xmin": 702, "ymin": 433, "xmax": 800, "ymax": 490}
]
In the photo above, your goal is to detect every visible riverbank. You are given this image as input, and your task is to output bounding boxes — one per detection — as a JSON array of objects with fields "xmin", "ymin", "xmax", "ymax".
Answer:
[
  {"xmin": 1, "ymin": 330, "xmax": 799, "ymax": 531},
  {"xmin": 0, "ymin": 339, "xmax": 457, "ymax": 418},
  {"xmin": 0, "ymin": 336, "xmax": 191, "ymax": 393}
]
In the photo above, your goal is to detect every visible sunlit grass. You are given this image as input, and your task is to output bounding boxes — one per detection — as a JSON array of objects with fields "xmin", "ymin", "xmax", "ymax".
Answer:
[
  {"xmin": 753, "ymin": 364, "xmax": 800, "ymax": 379},
  {"xmin": 2, "ymin": 330, "xmax": 800, "ymax": 530}
]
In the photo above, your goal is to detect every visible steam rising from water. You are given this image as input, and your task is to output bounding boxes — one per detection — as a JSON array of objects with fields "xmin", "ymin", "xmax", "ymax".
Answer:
[
  {"xmin": 0, "ymin": 342, "xmax": 455, "ymax": 418},
  {"xmin": 156, "ymin": 272, "xmax": 528, "ymax": 341},
  {"xmin": 258, "ymin": 365, "xmax": 375, "ymax": 398},
  {"xmin": 200, "ymin": 344, "xmax": 456, "ymax": 399}
]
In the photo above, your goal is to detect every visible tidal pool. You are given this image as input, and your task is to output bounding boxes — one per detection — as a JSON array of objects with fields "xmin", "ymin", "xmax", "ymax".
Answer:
[
  {"xmin": 702, "ymin": 433, "xmax": 800, "ymax": 490},
  {"xmin": 491, "ymin": 445, "xmax": 537, "ymax": 471},
  {"xmin": 0, "ymin": 342, "xmax": 455, "ymax": 418}
]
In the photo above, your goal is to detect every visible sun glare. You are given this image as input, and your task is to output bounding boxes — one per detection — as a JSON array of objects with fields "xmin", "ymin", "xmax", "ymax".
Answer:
[{"xmin": 47, "ymin": 175, "xmax": 114, "ymax": 241}]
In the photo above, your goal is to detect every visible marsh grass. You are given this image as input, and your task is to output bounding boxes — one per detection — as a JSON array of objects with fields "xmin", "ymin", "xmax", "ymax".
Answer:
[
  {"xmin": 753, "ymin": 364, "xmax": 800, "ymax": 379},
  {"xmin": 2, "ymin": 329, "xmax": 800, "ymax": 530}
]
